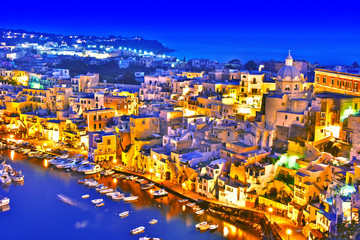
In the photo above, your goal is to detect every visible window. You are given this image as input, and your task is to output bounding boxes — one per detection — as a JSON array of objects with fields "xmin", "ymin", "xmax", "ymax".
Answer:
[
  {"xmin": 337, "ymin": 79, "xmax": 341, "ymax": 86},
  {"xmin": 295, "ymin": 84, "xmax": 298, "ymax": 90},
  {"xmin": 228, "ymin": 132, "xmax": 230, "ymax": 136},
  {"xmin": 94, "ymin": 124, "xmax": 96, "ymax": 130},
  {"xmin": 317, "ymin": 76, "xmax": 320, "ymax": 82},
  {"xmin": 142, "ymin": 120, "xmax": 145, "ymax": 125},
  {"xmin": 285, "ymin": 115, "xmax": 288, "ymax": 120},
  {"xmin": 93, "ymin": 116, "xmax": 96, "ymax": 121},
  {"xmin": 331, "ymin": 78, "xmax": 334, "ymax": 85},
  {"xmin": 323, "ymin": 77, "xmax": 326, "ymax": 84},
  {"xmin": 355, "ymin": 103, "xmax": 358, "ymax": 110},
  {"xmin": 343, "ymin": 81, "xmax": 346, "ymax": 87},
  {"xmin": 348, "ymin": 81, "xmax": 352, "ymax": 88},
  {"xmin": 107, "ymin": 139, "xmax": 111, "ymax": 145},
  {"xmin": 296, "ymin": 117, "xmax": 299, "ymax": 121},
  {"xmin": 285, "ymin": 85, "xmax": 290, "ymax": 91},
  {"xmin": 252, "ymin": 78, "xmax": 257, "ymax": 84},
  {"xmin": 99, "ymin": 123, "xmax": 102, "ymax": 129},
  {"xmin": 355, "ymin": 83, "xmax": 358, "ymax": 91}
]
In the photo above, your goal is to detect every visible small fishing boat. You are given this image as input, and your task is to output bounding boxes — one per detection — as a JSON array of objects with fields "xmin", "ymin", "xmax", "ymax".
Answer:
[
  {"xmin": 82, "ymin": 194, "xmax": 90, "ymax": 199},
  {"xmin": 106, "ymin": 191, "xmax": 119, "ymax": 197},
  {"xmin": 10, "ymin": 170, "xmax": 24, "ymax": 182},
  {"xmin": 0, "ymin": 171, "xmax": 11, "ymax": 185},
  {"xmin": 195, "ymin": 221, "xmax": 208, "ymax": 229},
  {"xmin": 96, "ymin": 202, "xmax": 104, "ymax": 207},
  {"xmin": 209, "ymin": 224, "xmax": 218, "ymax": 231},
  {"xmin": 91, "ymin": 199, "xmax": 104, "ymax": 205},
  {"xmin": 131, "ymin": 226, "xmax": 145, "ymax": 235},
  {"xmin": 101, "ymin": 169, "xmax": 115, "ymax": 176},
  {"xmin": 199, "ymin": 224, "xmax": 210, "ymax": 231},
  {"xmin": 96, "ymin": 186, "xmax": 108, "ymax": 192},
  {"xmin": 178, "ymin": 199, "xmax": 188, "ymax": 203},
  {"xmin": 141, "ymin": 182, "xmax": 155, "ymax": 190},
  {"xmin": 112, "ymin": 193, "xmax": 125, "ymax": 200},
  {"xmin": 149, "ymin": 219, "xmax": 158, "ymax": 225},
  {"xmin": 0, "ymin": 195, "xmax": 10, "ymax": 207},
  {"xmin": 195, "ymin": 209, "xmax": 205, "ymax": 215},
  {"xmin": 186, "ymin": 202, "xmax": 196, "ymax": 208},
  {"xmin": 119, "ymin": 211, "xmax": 129, "ymax": 218},
  {"xmin": 124, "ymin": 195, "xmax": 139, "ymax": 202},
  {"xmin": 100, "ymin": 188, "xmax": 113, "ymax": 194},
  {"xmin": 152, "ymin": 189, "xmax": 168, "ymax": 198}
]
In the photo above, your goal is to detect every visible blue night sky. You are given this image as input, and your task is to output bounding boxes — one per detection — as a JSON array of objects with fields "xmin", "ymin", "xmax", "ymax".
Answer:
[{"xmin": 1, "ymin": 0, "xmax": 359, "ymax": 64}]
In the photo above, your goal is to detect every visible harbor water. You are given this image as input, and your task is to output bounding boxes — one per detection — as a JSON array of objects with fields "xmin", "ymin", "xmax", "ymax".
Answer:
[{"xmin": 0, "ymin": 150, "xmax": 259, "ymax": 240}]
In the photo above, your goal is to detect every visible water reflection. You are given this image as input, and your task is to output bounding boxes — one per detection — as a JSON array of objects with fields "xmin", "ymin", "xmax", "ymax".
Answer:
[{"xmin": 0, "ymin": 150, "xmax": 260, "ymax": 240}]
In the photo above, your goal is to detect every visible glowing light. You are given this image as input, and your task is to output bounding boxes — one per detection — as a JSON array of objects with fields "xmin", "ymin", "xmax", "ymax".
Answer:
[
  {"xmin": 325, "ymin": 125, "xmax": 341, "ymax": 138},
  {"xmin": 113, "ymin": 178, "xmax": 117, "ymax": 184},
  {"xmin": 113, "ymin": 158, "xmax": 117, "ymax": 163},
  {"xmin": 182, "ymin": 205, "xmax": 186, "ymax": 211},
  {"xmin": 150, "ymin": 189, "xmax": 153, "ymax": 194},
  {"xmin": 223, "ymin": 226, "xmax": 229, "ymax": 237},
  {"xmin": 10, "ymin": 150, "xmax": 15, "ymax": 160},
  {"xmin": 269, "ymin": 207, "xmax": 273, "ymax": 213},
  {"xmin": 287, "ymin": 229, "xmax": 292, "ymax": 235},
  {"xmin": 44, "ymin": 160, "xmax": 48, "ymax": 168},
  {"xmin": 9, "ymin": 134, "xmax": 14, "ymax": 139},
  {"xmin": 43, "ymin": 143, "xmax": 47, "ymax": 147}
]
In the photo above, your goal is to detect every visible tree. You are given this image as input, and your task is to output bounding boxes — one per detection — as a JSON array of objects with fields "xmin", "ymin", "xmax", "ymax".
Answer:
[
  {"xmin": 244, "ymin": 60, "xmax": 257, "ymax": 71},
  {"xmin": 352, "ymin": 62, "xmax": 359, "ymax": 69}
]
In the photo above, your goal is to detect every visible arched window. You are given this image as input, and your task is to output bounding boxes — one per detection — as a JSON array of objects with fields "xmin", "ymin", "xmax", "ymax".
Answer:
[
  {"xmin": 285, "ymin": 85, "xmax": 290, "ymax": 91},
  {"xmin": 295, "ymin": 84, "xmax": 298, "ymax": 90}
]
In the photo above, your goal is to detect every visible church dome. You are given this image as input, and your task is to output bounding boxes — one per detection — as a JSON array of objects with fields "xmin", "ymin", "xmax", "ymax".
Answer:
[
  {"xmin": 276, "ymin": 51, "xmax": 301, "ymax": 81},
  {"xmin": 277, "ymin": 65, "xmax": 301, "ymax": 80}
]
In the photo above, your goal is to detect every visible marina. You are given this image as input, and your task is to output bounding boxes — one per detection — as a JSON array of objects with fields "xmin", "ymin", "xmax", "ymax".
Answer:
[{"xmin": 0, "ymin": 149, "xmax": 259, "ymax": 240}]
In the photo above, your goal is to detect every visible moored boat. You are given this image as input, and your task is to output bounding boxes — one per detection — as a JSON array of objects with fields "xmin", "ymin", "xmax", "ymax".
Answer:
[
  {"xmin": 209, "ymin": 224, "xmax": 218, "ymax": 230},
  {"xmin": 131, "ymin": 226, "xmax": 145, "ymax": 235},
  {"xmin": 152, "ymin": 189, "xmax": 168, "ymax": 198},
  {"xmin": 10, "ymin": 170, "xmax": 24, "ymax": 182},
  {"xmin": 186, "ymin": 202, "xmax": 196, "ymax": 208},
  {"xmin": 91, "ymin": 198, "xmax": 104, "ymax": 205},
  {"xmin": 0, "ymin": 195, "xmax": 10, "ymax": 207},
  {"xmin": 149, "ymin": 219, "xmax": 158, "ymax": 225},
  {"xmin": 119, "ymin": 211, "xmax": 129, "ymax": 218},
  {"xmin": 141, "ymin": 182, "xmax": 155, "ymax": 190},
  {"xmin": 124, "ymin": 195, "xmax": 139, "ymax": 202},
  {"xmin": 82, "ymin": 194, "xmax": 90, "ymax": 199},
  {"xmin": 195, "ymin": 221, "xmax": 208, "ymax": 229},
  {"xmin": 195, "ymin": 209, "xmax": 205, "ymax": 215},
  {"xmin": 178, "ymin": 199, "xmax": 188, "ymax": 203}
]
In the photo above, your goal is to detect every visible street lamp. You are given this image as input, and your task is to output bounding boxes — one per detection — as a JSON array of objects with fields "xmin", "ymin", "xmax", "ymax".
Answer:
[
  {"xmin": 286, "ymin": 229, "xmax": 292, "ymax": 240},
  {"xmin": 149, "ymin": 168, "xmax": 153, "ymax": 179},
  {"xmin": 182, "ymin": 182, "xmax": 186, "ymax": 194},
  {"xmin": 268, "ymin": 207, "xmax": 273, "ymax": 224}
]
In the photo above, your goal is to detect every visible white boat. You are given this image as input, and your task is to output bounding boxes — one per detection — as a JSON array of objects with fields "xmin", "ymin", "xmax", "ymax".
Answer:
[
  {"xmin": 111, "ymin": 193, "xmax": 125, "ymax": 200},
  {"xmin": 195, "ymin": 209, "xmax": 205, "ymax": 215},
  {"xmin": 152, "ymin": 189, "xmax": 168, "ymax": 198},
  {"xmin": 106, "ymin": 191, "xmax": 119, "ymax": 197},
  {"xmin": 199, "ymin": 223, "xmax": 210, "ymax": 231},
  {"xmin": 209, "ymin": 224, "xmax": 218, "ymax": 230},
  {"xmin": 141, "ymin": 182, "xmax": 155, "ymax": 190},
  {"xmin": 100, "ymin": 188, "xmax": 113, "ymax": 194},
  {"xmin": 96, "ymin": 186, "xmax": 108, "ymax": 192},
  {"xmin": 91, "ymin": 198, "xmax": 104, "ymax": 205},
  {"xmin": 78, "ymin": 179, "xmax": 87, "ymax": 184},
  {"xmin": 136, "ymin": 178, "xmax": 146, "ymax": 183},
  {"xmin": 186, "ymin": 202, "xmax": 196, "ymax": 208},
  {"xmin": 10, "ymin": 170, "xmax": 24, "ymax": 182},
  {"xmin": 119, "ymin": 211, "xmax": 129, "ymax": 218},
  {"xmin": 82, "ymin": 194, "xmax": 90, "ymax": 199},
  {"xmin": 87, "ymin": 181, "xmax": 99, "ymax": 188},
  {"xmin": 195, "ymin": 221, "xmax": 208, "ymax": 229},
  {"xmin": 0, "ymin": 171, "xmax": 11, "ymax": 185},
  {"xmin": 0, "ymin": 195, "xmax": 10, "ymax": 207},
  {"xmin": 193, "ymin": 206, "xmax": 201, "ymax": 211},
  {"xmin": 149, "ymin": 219, "xmax": 158, "ymax": 225},
  {"xmin": 101, "ymin": 169, "xmax": 115, "ymax": 176},
  {"xmin": 81, "ymin": 164, "xmax": 102, "ymax": 175},
  {"xmin": 124, "ymin": 195, "xmax": 139, "ymax": 202},
  {"xmin": 131, "ymin": 226, "xmax": 145, "ymax": 235},
  {"xmin": 178, "ymin": 199, "xmax": 188, "ymax": 203},
  {"xmin": 96, "ymin": 202, "xmax": 104, "ymax": 207}
]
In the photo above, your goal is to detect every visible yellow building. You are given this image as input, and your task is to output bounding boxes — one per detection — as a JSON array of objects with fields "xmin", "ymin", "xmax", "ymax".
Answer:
[
  {"xmin": 129, "ymin": 115, "xmax": 160, "ymax": 144},
  {"xmin": 88, "ymin": 131, "xmax": 117, "ymax": 163},
  {"xmin": 83, "ymin": 108, "xmax": 116, "ymax": 132}
]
